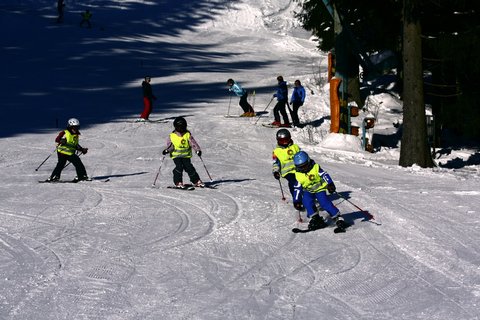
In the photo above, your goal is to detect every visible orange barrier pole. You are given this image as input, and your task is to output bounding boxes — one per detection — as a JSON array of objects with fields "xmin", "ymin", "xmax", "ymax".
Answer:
[{"xmin": 329, "ymin": 77, "xmax": 341, "ymax": 133}]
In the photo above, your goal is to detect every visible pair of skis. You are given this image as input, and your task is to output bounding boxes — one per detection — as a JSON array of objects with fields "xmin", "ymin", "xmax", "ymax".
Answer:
[
  {"xmin": 166, "ymin": 183, "xmax": 217, "ymax": 191},
  {"xmin": 292, "ymin": 222, "xmax": 349, "ymax": 234},
  {"xmin": 39, "ymin": 177, "xmax": 110, "ymax": 183}
]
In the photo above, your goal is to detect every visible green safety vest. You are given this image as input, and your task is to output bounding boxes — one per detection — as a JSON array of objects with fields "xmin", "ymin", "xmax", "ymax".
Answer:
[
  {"xmin": 273, "ymin": 144, "xmax": 300, "ymax": 177},
  {"xmin": 170, "ymin": 132, "xmax": 192, "ymax": 159},
  {"xmin": 57, "ymin": 130, "xmax": 78, "ymax": 156},
  {"xmin": 82, "ymin": 12, "xmax": 92, "ymax": 20},
  {"xmin": 294, "ymin": 163, "xmax": 328, "ymax": 193}
]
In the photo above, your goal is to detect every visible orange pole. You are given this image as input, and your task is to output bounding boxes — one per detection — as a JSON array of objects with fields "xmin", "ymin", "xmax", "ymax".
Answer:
[{"xmin": 330, "ymin": 77, "xmax": 341, "ymax": 133}]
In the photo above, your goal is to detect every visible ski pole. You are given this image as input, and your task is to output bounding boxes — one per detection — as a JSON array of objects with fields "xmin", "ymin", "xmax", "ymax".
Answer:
[
  {"xmin": 226, "ymin": 95, "xmax": 232, "ymax": 117},
  {"xmin": 198, "ymin": 155, "xmax": 213, "ymax": 181},
  {"xmin": 254, "ymin": 96, "xmax": 275, "ymax": 125},
  {"xmin": 335, "ymin": 192, "xmax": 375, "ymax": 221},
  {"xmin": 297, "ymin": 211, "xmax": 303, "ymax": 223},
  {"xmin": 35, "ymin": 149, "xmax": 56, "ymax": 171},
  {"xmin": 152, "ymin": 155, "xmax": 166, "ymax": 187},
  {"xmin": 278, "ymin": 179, "xmax": 286, "ymax": 201}
]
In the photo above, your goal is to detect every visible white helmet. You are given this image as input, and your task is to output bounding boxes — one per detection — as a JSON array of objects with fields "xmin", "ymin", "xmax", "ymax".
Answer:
[{"xmin": 67, "ymin": 118, "xmax": 80, "ymax": 127}]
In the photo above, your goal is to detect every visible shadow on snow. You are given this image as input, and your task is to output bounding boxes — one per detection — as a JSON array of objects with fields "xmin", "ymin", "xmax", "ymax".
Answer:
[{"xmin": 0, "ymin": 0, "xmax": 274, "ymax": 138}]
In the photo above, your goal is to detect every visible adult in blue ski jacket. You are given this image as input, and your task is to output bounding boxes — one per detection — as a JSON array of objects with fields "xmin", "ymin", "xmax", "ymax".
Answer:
[
  {"xmin": 289, "ymin": 79, "xmax": 306, "ymax": 127},
  {"xmin": 271, "ymin": 76, "xmax": 290, "ymax": 127},
  {"xmin": 227, "ymin": 79, "xmax": 255, "ymax": 117}
]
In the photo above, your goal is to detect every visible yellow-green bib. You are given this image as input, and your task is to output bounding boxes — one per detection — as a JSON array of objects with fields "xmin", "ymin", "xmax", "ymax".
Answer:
[
  {"xmin": 294, "ymin": 163, "xmax": 328, "ymax": 193},
  {"xmin": 57, "ymin": 130, "xmax": 78, "ymax": 156},
  {"xmin": 170, "ymin": 132, "xmax": 192, "ymax": 158},
  {"xmin": 273, "ymin": 144, "xmax": 300, "ymax": 177}
]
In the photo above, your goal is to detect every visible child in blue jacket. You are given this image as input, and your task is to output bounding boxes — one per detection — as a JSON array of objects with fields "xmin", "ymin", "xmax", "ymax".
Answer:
[{"xmin": 293, "ymin": 151, "xmax": 348, "ymax": 231}]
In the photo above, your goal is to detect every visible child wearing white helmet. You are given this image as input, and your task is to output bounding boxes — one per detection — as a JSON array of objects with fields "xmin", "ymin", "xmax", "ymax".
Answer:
[{"xmin": 45, "ymin": 118, "xmax": 89, "ymax": 182}]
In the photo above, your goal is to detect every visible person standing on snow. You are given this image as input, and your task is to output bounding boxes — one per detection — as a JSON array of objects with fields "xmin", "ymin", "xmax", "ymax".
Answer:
[
  {"xmin": 79, "ymin": 9, "xmax": 92, "ymax": 28},
  {"xmin": 272, "ymin": 129, "xmax": 303, "ymax": 211},
  {"xmin": 289, "ymin": 79, "xmax": 306, "ymax": 127},
  {"xmin": 137, "ymin": 76, "xmax": 157, "ymax": 122},
  {"xmin": 46, "ymin": 118, "xmax": 89, "ymax": 182},
  {"xmin": 57, "ymin": 0, "xmax": 65, "ymax": 23},
  {"xmin": 292, "ymin": 151, "xmax": 348, "ymax": 231},
  {"xmin": 162, "ymin": 117, "xmax": 205, "ymax": 189},
  {"xmin": 271, "ymin": 75, "xmax": 290, "ymax": 127},
  {"xmin": 227, "ymin": 79, "xmax": 255, "ymax": 117}
]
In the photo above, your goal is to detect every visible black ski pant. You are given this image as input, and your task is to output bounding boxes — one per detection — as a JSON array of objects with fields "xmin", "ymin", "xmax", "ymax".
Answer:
[
  {"xmin": 239, "ymin": 93, "xmax": 254, "ymax": 113},
  {"xmin": 290, "ymin": 101, "xmax": 303, "ymax": 126},
  {"xmin": 51, "ymin": 152, "xmax": 87, "ymax": 179},
  {"xmin": 172, "ymin": 157, "xmax": 200, "ymax": 185},
  {"xmin": 273, "ymin": 100, "xmax": 290, "ymax": 124}
]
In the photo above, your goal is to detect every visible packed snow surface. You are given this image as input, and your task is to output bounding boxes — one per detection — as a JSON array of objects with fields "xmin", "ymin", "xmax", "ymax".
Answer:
[{"xmin": 1, "ymin": 0, "xmax": 479, "ymax": 319}]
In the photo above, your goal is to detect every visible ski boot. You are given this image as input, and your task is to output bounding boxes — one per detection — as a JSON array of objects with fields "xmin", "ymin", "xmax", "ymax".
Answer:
[
  {"xmin": 333, "ymin": 215, "xmax": 349, "ymax": 233},
  {"xmin": 308, "ymin": 214, "xmax": 328, "ymax": 231},
  {"xmin": 46, "ymin": 176, "xmax": 60, "ymax": 182},
  {"xmin": 73, "ymin": 175, "xmax": 90, "ymax": 183},
  {"xmin": 194, "ymin": 180, "xmax": 205, "ymax": 188}
]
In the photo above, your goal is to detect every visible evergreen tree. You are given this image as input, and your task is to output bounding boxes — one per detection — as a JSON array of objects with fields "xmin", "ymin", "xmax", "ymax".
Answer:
[
  {"xmin": 294, "ymin": 0, "xmax": 479, "ymax": 164},
  {"xmin": 400, "ymin": 0, "xmax": 434, "ymax": 167}
]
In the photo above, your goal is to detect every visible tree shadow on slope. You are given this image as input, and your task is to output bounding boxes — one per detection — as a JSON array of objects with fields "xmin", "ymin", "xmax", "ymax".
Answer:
[
  {"xmin": 0, "ymin": 0, "xmax": 274, "ymax": 138},
  {"xmin": 436, "ymin": 150, "xmax": 480, "ymax": 169}
]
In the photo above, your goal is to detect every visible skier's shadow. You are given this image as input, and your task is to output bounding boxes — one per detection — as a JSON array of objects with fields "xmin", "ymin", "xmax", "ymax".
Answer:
[
  {"xmin": 206, "ymin": 178, "xmax": 255, "ymax": 188},
  {"xmin": 92, "ymin": 171, "xmax": 148, "ymax": 180},
  {"xmin": 330, "ymin": 191, "xmax": 373, "ymax": 225}
]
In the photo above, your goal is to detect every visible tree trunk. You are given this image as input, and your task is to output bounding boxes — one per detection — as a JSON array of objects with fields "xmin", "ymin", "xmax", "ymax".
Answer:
[{"xmin": 399, "ymin": 0, "xmax": 434, "ymax": 168}]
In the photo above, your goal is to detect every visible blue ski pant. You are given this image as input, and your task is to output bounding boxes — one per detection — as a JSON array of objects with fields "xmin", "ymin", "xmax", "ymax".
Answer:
[
  {"xmin": 302, "ymin": 190, "xmax": 339, "ymax": 218},
  {"xmin": 284, "ymin": 173, "xmax": 302, "ymax": 204}
]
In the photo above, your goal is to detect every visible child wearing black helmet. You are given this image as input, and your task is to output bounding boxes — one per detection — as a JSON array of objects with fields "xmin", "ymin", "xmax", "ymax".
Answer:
[
  {"xmin": 271, "ymin": 129, "xmax": 303, "ymax": 210},
  {"xmin": 292, "ymin": 151, "xmax": 348, "ymax": 231},
  {"xmin": 162, "ymin": 117, "xmax": 204, "ymax": 188}
]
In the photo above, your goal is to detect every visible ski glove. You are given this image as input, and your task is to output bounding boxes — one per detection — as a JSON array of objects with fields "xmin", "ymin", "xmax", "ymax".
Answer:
[
  {"xmin": 196, "ymin": 150, "xmax": 202, "ymax": 157},
  {"xmin": 80, "ymin": 147, "xmax": 88, "ymax": 154},
  {"xmin": 273, "ymin": 172, "xmax": 280, "ymax": 180},
  {"xmin": 327, "ymin": 183, "xmax": 336, "ymax": 194},
  {"xmin": 294, "ymin": 202, "xmax": 303, "ymax": 211},
  {"xmin": 162, "ymin": 149, "xmax": 169, "ymax": 155}
]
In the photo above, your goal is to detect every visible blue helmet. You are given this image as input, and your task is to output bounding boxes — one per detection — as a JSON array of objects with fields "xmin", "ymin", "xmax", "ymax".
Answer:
[{"xmin": 293, "ymin": 151, "xmax": 311, "ymax": 172}]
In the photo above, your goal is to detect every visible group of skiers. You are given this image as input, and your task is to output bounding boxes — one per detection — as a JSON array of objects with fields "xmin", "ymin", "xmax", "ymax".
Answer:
[
  {"xmin": 227, "ymin": 76, "xmax": 306, "ymax": 127},
  {"xmin": 272, "ymin": 128, "xmax": 348, "ymax": 231},
  {"xmin": 137, "ymin": 76, "xmax": 306, "ymax": 126},
  {"xmin": 45, "ymin": 117, "xmax": 346, "ymax": 231},
  {"xmin": 44, "ymin": 74, "xmax": 346, "ymax": 231},
  {"xmin": 56, "ymin": 1, "xmax": 92, "ymax": 28},
  {"xmin": 45, "ymin": 116, "xmax": 205, "ymax": 189}
]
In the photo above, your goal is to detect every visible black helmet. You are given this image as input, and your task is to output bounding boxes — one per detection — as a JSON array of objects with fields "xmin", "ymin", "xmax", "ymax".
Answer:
[
  {"xmin": 173, "ymin": 116, "xmax": 187, "ymax": 132},
  {"xmin": 227, "ymin": 79, "xmax": 234, "ymax": 86},
  {"xmin": 276, "ymin": 129, "xmax": 291, "ymax": 146}
]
